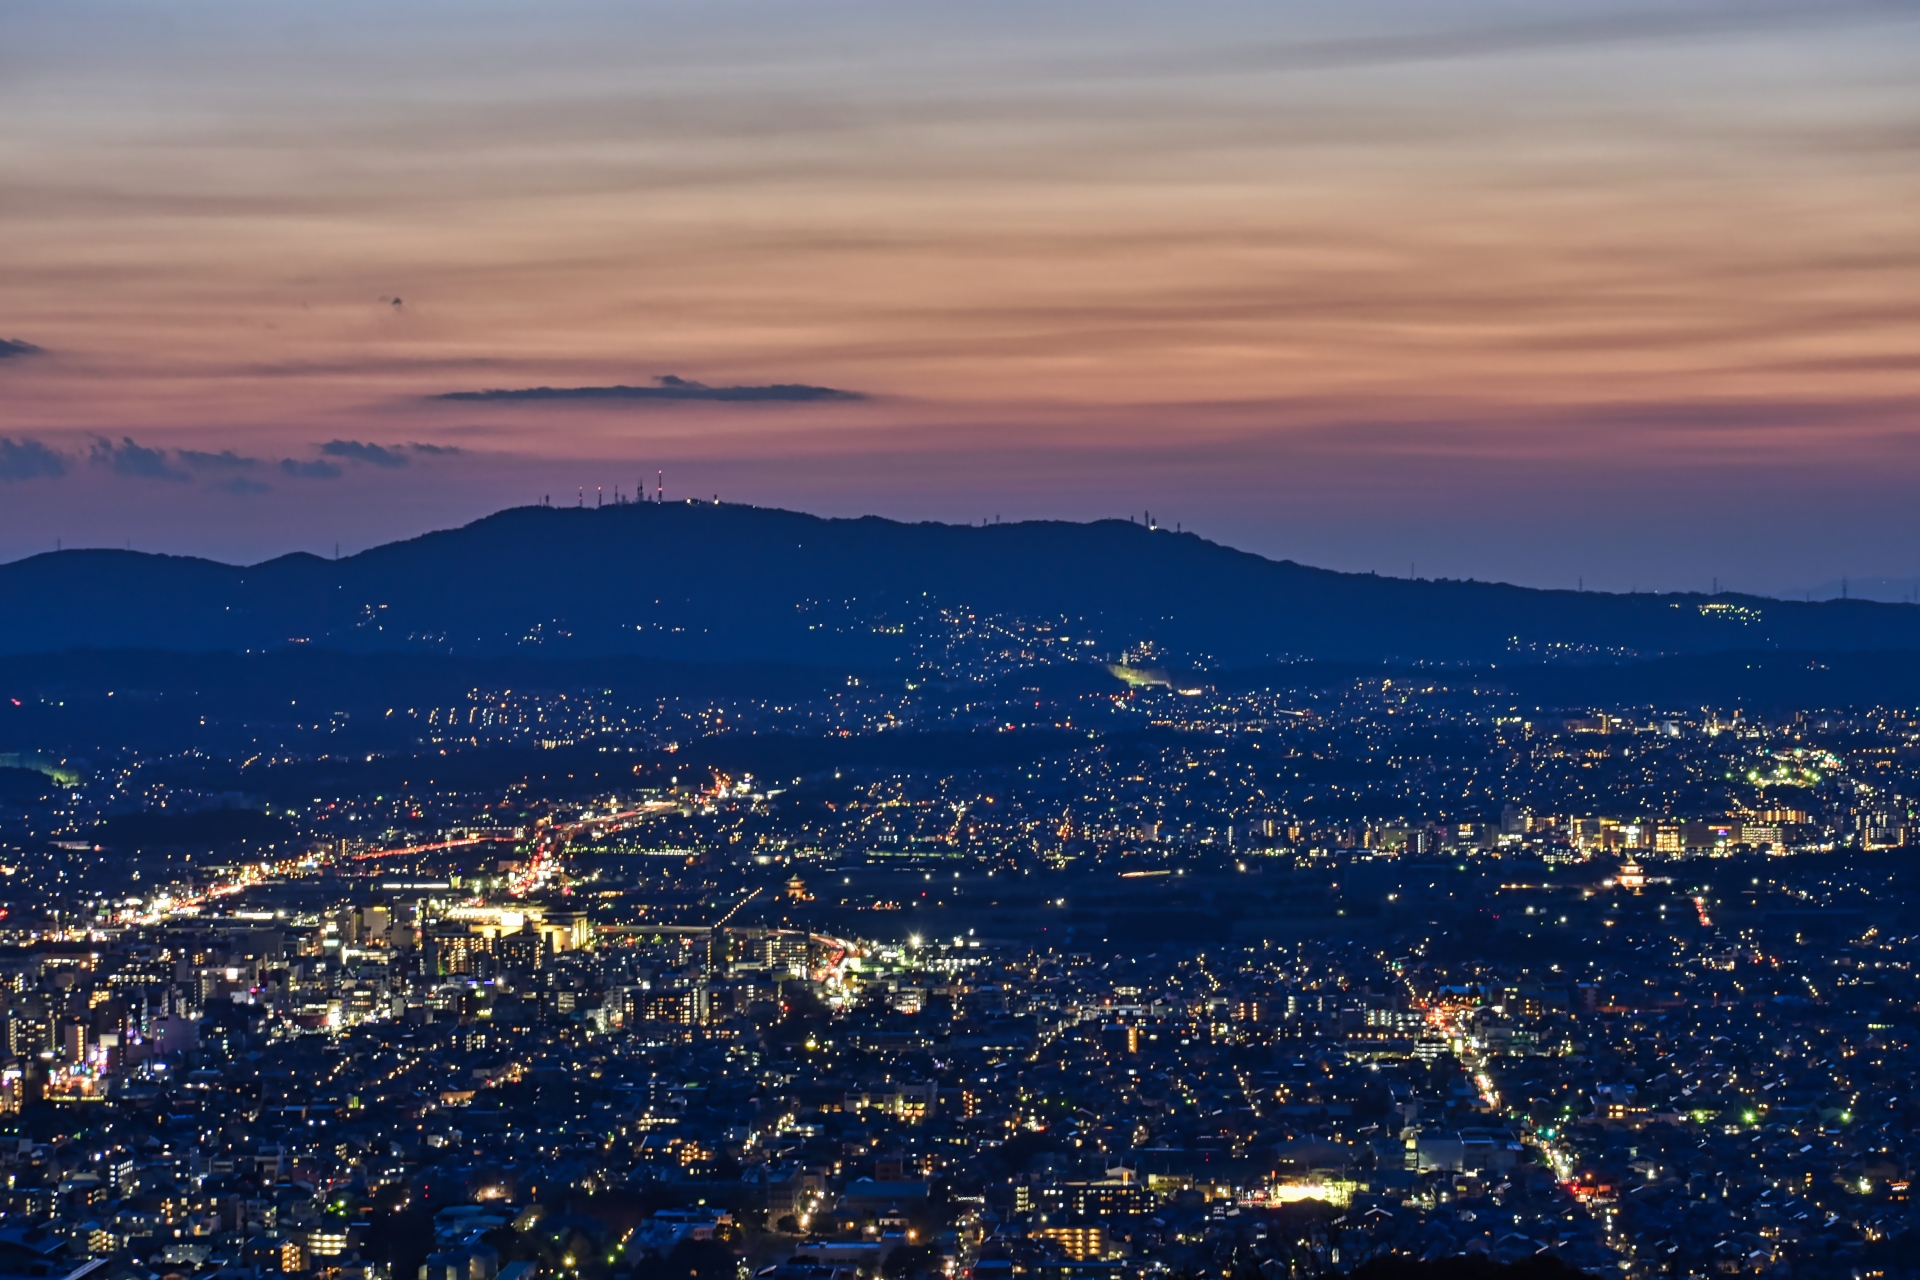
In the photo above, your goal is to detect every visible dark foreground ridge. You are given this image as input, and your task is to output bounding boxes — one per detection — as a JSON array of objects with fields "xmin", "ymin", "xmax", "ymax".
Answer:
[
  {"xmin": 1, "ymin": 501, "xmax": 1916, "ymax": 663},
  {"xmin": 1349, "ymin": 1258, "xmax": 1593, "ymax": 1280}
]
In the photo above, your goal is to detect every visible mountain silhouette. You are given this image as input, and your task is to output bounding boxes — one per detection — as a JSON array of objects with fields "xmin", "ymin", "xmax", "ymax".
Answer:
[{"xmin": 2, "ymin": 501, "xmax": 1916, "ymax": 664}]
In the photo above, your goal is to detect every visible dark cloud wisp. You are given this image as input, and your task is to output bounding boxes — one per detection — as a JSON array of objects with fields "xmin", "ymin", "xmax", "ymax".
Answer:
[
  {"xmin": 0, "ymin": 339, "xmax": 42, "ymax": 360},
  {"xmin": 92, "ymin": 437, "xmax": 188, "ymax": 482},
  {"xmin": 0, "ymin": 436, "xmax": 458, "ymax": 487},
  {"xmin": 179, "ymin": 449, "xmax": 260, "ymax": 471},
  {"xmin": 434, "ymin": 374, "xmax": 864, "ymax": 404},
  {"xmin": 321, "ymin": 440, "xmax": 411, "ymax": 468},
  {"xmin": 0, "ymin": 438, "xmax": 66, "ymax": 482}
]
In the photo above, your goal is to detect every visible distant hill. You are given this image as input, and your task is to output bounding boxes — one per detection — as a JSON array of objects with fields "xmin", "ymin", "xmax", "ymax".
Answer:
[{"xmin": 2, "ymin": 501, "xmax": 1917, "ymax": 665}]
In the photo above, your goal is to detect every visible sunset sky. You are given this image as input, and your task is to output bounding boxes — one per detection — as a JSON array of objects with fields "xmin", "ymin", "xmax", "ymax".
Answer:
[{"xmin": 3, "ymin": 0, "xmax": 1917, "ymax": 595}]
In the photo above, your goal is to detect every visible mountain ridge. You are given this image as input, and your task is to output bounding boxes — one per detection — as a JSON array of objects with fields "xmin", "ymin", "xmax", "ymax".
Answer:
[{"xmin": 2, "ymin": 501, "xmax": 1916, "ymax": 664}]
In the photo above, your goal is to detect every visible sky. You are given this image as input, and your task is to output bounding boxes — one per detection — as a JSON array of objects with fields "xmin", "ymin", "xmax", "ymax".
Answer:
[{"xmin": 2, "ymin": 0, "xmax": 1918, "ymax": 597}]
